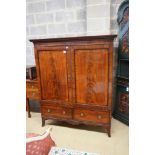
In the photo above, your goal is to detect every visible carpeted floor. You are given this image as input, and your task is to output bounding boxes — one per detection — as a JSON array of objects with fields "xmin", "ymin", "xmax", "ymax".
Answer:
[{"xmin": 26, "ymin": 112, "xmax": 129, "ymax": 155}]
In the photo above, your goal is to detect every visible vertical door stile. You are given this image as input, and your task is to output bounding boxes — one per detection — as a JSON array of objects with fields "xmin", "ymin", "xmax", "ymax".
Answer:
[
  {"xmin": 108, "ymin": 43, "xmax": 113, "ymax": 110},
  {"xmin": 66, "ymin": 46, "xmax": 72, "ymax": 105},
  {"xmin": 70, "ymin": 47, "xmax": 76, "ymax": 105}
]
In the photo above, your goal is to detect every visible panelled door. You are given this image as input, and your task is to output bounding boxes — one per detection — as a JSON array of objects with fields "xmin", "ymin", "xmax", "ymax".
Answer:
[
  {"xmin": 72, "ymin": 44, "xmax": 109, "ymax": 106},
  {"xmin": 38, "ymin": 46, "xmax": 71, "ymax": 103}
]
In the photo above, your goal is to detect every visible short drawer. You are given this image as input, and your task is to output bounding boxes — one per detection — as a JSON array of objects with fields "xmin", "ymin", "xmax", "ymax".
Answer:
[
  {"xmin": 26, "ymin": 81, "xmax": 40, "ymax": 99},
  {"xmin": 41, "ymin": 104, "xmax": 72, "ymax": 119},
  {"xmin": 26, "ymin": 91, "xmax": 39, "ymax": 99},
  {"xmin": 26, "ymin": 82, "xmax": 38, "ymax": 90},
  {"xmin": 74, "ymin": 109, "xmax": 110, "ymax": 123}
]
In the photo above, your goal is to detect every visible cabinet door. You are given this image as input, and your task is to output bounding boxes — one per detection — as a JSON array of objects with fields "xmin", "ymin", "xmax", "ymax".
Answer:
[
  {"xmin": 38, "ymin": 47, "xmax": 70, "ymax": 102},
  {"xmin": 72, "ymin": 45, "xmax": 109, "ymax": 106}
]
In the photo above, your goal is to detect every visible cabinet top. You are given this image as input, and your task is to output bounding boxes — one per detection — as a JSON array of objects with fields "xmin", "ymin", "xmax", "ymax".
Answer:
[{"xmin": 30, "ymin": 35, "xmax": 117, "ymax": 44}]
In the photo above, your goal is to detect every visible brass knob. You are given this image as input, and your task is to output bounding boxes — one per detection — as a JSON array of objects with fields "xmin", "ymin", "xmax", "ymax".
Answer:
[
  {"xmin": 80, "ymin": 113, "xmax": 84, "ymax": 117},
  {"xmin": 32, "ymin": 93, "xmax": 35, "ymax": 96},
  {"xmin": 62, "ymin": 111, "xmax": 66, "ymax": 115},
  {"xmin": 97, "ymin": 115, "xmax": 102, "ymax": 119},
  {"xmin": 32, "ymin": 86, "xmax": 34, "ymax": 88},
  {"xmin": 47, "ymin": 109, "xmax": 51, "ymax": 113}
]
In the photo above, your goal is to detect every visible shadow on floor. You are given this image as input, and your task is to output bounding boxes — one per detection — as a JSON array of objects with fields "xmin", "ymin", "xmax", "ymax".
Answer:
[{"xmin": 45, "ymin": 120, "xmax": 105, "ymax": 133}]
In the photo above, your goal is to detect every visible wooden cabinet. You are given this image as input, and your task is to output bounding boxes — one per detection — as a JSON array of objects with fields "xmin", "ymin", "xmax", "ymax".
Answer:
[
  {"xmin": 26, "ymin": 79, "xmax": 40, "ymax": 117},
  {"xmin": 30, "ymin": 35, "xmax": 116, "ymax": 137},
  {"xmin": 113, "ymin": 0, "xmax": 129, "ymax": 125},
  {"xmin": 113, "ymin": 77, "xmax": 129, "ymax": 124}
]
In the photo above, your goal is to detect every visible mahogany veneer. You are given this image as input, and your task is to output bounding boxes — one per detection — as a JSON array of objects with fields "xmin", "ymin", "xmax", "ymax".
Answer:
[{"xmin": 30, "ymin": 35, "xmax": 117, "ymax": 137}]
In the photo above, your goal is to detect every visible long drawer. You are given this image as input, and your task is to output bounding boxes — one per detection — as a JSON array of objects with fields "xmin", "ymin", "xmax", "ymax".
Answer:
[
  {"xmin": 41, "ymin": 103, "xmax": 72, "ymax": 119},
  {"xmin": 74, "ymin": 109, "xmax": 110, "ymax": 124}
]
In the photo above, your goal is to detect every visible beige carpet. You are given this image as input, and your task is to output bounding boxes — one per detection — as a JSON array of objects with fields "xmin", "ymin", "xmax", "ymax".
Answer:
[{"xmin": 26, "ymin": 112, "xmax": 129, "ymax": 155}]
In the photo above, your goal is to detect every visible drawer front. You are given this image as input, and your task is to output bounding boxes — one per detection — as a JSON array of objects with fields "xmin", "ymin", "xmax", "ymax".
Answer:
[
  {"xmin": 26, "ymin": 82, "xmax": 40, "ymax": 99},
  {"xmin": 26, "ymin": 91, "xmax": 39, "ymax": 99},
  {"xmin": 74, "ymin": 109, "xmax": 110, "ymax": 123},
  {"xmin": 26, "ymin": 82, "xmax": 38, "ymax": 90},
  {"xmin": 41, "ymin": 104, "xmax": 72, "ymax": 119}
]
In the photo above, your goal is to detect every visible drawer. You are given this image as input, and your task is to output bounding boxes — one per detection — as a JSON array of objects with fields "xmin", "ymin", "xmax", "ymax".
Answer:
[
  {"xmin": 26, "ymin": 91, "xmax": 39, "ymax": 99},
  {"xmin": 26, "ymin": 81, "xmax": 40, "ymax": 99},
  {"xmin": 26, "ymin": 82, "xmax": 38, "ymax": 90},
  {"xmin": 41, "ymin": 104, "xmax": 72, "ymax": 119},
  {"xmin": 74, "ymin": 109, "xmax": 110, "ymax": 123}
]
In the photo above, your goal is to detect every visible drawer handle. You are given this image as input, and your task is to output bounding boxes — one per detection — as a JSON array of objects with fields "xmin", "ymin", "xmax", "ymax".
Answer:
[
  {"xmin": 32, "ymin": 86, "xmax": 34, "ymax": 88},
  {"xmin": 97, "ymin": 115, "xmax": 102, "ymax": 119},
  {"xmin": 62, "ymin": 111, "xmax": 66, "ymax": 115},
  {"xmin": 32, "ymin": 93, "xmax": 35, "ymax": 96},
  {"xmin": 80, "ymin": 112, "xmax": 84, "ymax": 117},
  {"xmin": 47, "ymin": 109, "xmax": 51, "ymax": 113}
]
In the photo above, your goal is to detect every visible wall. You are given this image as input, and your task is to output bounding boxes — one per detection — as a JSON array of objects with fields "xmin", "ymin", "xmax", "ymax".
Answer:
[
  {"xmin": 26, "ymin": 0, "xmax": 125, "ymax": 82},
  {"xmin": 86, "ymin": 0, "xmax": 111, "ymax": 35},
  {"xmin": 110, "ymin": 0, "xmax": 124, "ymax": 36},
  {"xmin": 26, "ymin": 0, "xmax": 124, "ymax": 65},
  {"xmin": 26, "ymin": 0, "xmax": 87, "ymax": 65}
]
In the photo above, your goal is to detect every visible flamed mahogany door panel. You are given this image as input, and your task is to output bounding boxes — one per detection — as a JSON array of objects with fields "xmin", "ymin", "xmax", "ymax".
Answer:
[
  {"xmin": 38, "ymin": 50, "xmax": 69, "ymax": 102},
  {"xmin": 74, "ymin": 46, "xmax": 109, "ymax": 106}
]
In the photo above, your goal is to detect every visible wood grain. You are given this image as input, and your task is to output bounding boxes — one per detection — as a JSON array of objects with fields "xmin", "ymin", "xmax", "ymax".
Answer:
[
  {"xmin": 74, "ymin": 109, "xmax": 109, "ymax": 123},
  {"xmin": 38, "ymin": 50, "xmax": 69, "ymax": 101},
  {"xmin": 26, "ymin": 79, "xmax": 40, "ymax": 117},
  {"xmin": 74, "ymin": 46, "xmax": 108, "ymax": 106},
  {"xmin": 26, "ymin": 81, "xmax": 40, "ymax": 99},
  {"xmin": 41, "ymin": 103, "xmax": 72, "ymax": 119}
]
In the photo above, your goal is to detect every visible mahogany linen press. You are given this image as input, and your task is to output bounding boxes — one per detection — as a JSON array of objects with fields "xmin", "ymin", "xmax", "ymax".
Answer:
[{"xmin": 30, "ymin": 35, "xmax": 117, "ymax": 137}]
